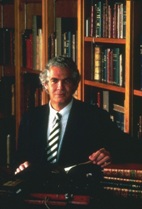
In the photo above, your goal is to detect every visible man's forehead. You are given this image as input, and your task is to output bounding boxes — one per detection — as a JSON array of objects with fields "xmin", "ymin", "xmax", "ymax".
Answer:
[{"xmin": 49, "ymin": 67, "xmax": 71, "ymax": 76}]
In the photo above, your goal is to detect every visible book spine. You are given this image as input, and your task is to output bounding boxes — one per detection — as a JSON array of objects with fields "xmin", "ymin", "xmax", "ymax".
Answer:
[
  {"xmin": 103, "ymin": 90, "xmax": 109, "ymax": 112},
  {"xmin": 85, "ymin": 17, "xmax": 90, "ymax": 37},
  {"xmin": 104, "ymin": 176, "xmax": 142, "ymax": 183},
  {"xmin": 102, "ymin": 2, "xmax": 107, "ymax": 38},
  {"xmin": 72, "ymin": 34, "xmax": 76, "ymax": 62},
  {"xmin": 138, "ymin": 115, "xmax": 142, "ymax": 140},
  {"xmin": 94, "ymin": 45, "xmax": 102, "ymax": 81},
  {"xmin": 26, "ymin": 34, "xmax": 33, "ymax": 69},
  {"xmin": 101, "ymin": 178, "xmax": 142, "ymax": 190},
  {"xmin": 55, "ymin": 17, "xmax": 62, "ymax": 56},
  {"xmin": 101, "ymin": 48, "xmax": 107, "ymax": 83},
  {"xmin": 38, "ymin": 29, "xmax": 43, "ymax": 71},
  {"xmin": 95, "ymin": 1, "xmax": 102, "ymax": 37},
  {"xmin": 66, "ymin": 31, "xmax": 72, "ymax": 58},
  {"xmin": 113, "ymin": 47, "xmax": 120, "ymax": 85},
  {"xmin": 103, "ymin": 186, "xmax": 142, "ymax": 199},
  {"xmin": 103, "ymin": 168, "xmax": 142, "ymax": 180},
  {"xmin": 123, "ymin": 3, "xmax": 126, "ymax": 39},
  {"xmin": 90, "ymin": 1, "xmax": 96, "ymax": 37},
  {"xmin": 140, "ymin": 36, "xmax": 142, "ymax": 90}
]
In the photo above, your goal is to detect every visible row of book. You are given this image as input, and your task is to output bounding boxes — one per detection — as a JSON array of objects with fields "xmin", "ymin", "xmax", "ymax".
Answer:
[
  {"xmin": 48, "ymin": 17, "xmax": 77, "ymax": 62},
  {"xmin": 0, "ymin": 75, "xmax": 44, "ymax": 117},
  {"xmin": 22, "ymin": 15, "xmax": 42, "ymax": 71},
  {"xmin": 48, "ymin": 31, "xmax": 76, "ymax": 62},
  {"xmin": 102, "ymin": 164, "xmax": 142, "ymax": 199},
  {"xmin": 92, "ymin": 45, "xmax": 124, "ymax": 87},
  {"xmin": 22, "ymin": 16, "xmax": 77, "ymax": 70},
  {"xmin": 86, "ymin": 0, "xmax": 126, "ymax": 39},
  {"xmin": 20, "ymin": 74, "xmax": 45, "ymax": 113},
  {"xmin": 90, "ymin": 90, "xmax": 124, "ymax": 131}
]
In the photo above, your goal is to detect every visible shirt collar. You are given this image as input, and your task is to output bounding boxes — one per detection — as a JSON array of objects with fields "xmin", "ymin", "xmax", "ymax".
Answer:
[{"xmin": 49, "ymin": 98, "xmax": 73, "ymax": 117}]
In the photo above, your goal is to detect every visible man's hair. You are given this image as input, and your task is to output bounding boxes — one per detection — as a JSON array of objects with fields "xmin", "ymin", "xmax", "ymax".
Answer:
[{"xmin": 39, "ymin": 56, "xmax": 81, "ymax": 87}]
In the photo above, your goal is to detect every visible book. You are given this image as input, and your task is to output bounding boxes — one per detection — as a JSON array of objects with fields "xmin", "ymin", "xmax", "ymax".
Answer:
[
  {"xmin": 26, "ymin": 33, "xmax": 33, "ymax": 69},
  {"xmin": 66, "ymin": 31, "xmax": 72, "ymax": 57},
  {"xmin": 38, "ymin": 28, "xmax": 43, "ymax": 71},
  {"xmin": 22, "ymin": 29, "xmax": 32, "ymax": 68},
  {"xmin": 101, "ymin": 48, "xmax": 107, "ymax": 83},
  {"xmin": 55, "ymin": 17, "xmax": 77, "ymax": 58},
  {"xmin": 93, "ymin": 45, "xmax": 102, "ymax": 81},
  {"xmin": 103, "ymin": 186, "xmax": 142, "ymax": 199},
  {"xmin": 25, "ymin": 193, "xmax": 91, "ymax": 206},
  {"xmin": 103, "ymin": 176, "xmax": 142, "ymax": 184},
  {"xmin": 102, "ymin": 1, "xmax": 107, "ymax": 38},
  {"xmin": 103, "ymin": 91, "xmax": 109, "ymax": 112},
  {"xmin": 0, "ymin": 28, "xmax": 14, "ymax": 66},
  {"xmin": 113, "ymin": 103, "xmax": 124, "ymax": 131},
  {"xmin": 55, "ymin": 17, "xmax": 62, "ymax": 56},
  {"xmin": 72, "ymin": 33, "xmax": 76, "ymax": 62},
  {"xmin": 138, "ymin": 115, "xmax": 142, "ymax": 140},
  {"xmin": 140, "ymin": 36, "xmax": 142, "ymax": 90},
  {"xmin": 101, "ymin": 176, "xmax": 142, "ymax": 190},
  {"xmin": 95, "ymin": 1, "xmax": 102, "ymax": 37},
  {"xmin": 85, "ymin": 17, "xmax": 90, "ymax": 37},
  {"xmin": 90, "ymin": 0, "xmax": 96, "ymax": 37},
  {"xmin": 0, "ymin": 177, "xmax": 24, "ymax": 197},
  {"xmin": 32, "ymin": 15, "xmax": 42, "ymax": 70},
  {"xmin": 103, "ymin": 166, "xmax": 142, "ymax": 180}
]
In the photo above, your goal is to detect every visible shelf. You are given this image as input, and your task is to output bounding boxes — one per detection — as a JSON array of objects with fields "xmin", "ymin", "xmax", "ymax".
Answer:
[
  {"xmin": 24, "ymin": 0, "xmax": 41, "ymax": 3},
  {"xmin": 21, "ymin": 67, "xmax": 41, "ymax": 75},
  {"xmin": 0, "ymin": 66, "xmax": 15, "ymax": 77},
  {"xmin": 134, "ymin": 89, "xmax": 142, "ymax": 97},
  {"xmin": 84, "ymin": 37, "xmax": 126, "ymax": 45},
  {"xmin": 84, "ymin": 80, "xmax": 125, "ymax": 93}
]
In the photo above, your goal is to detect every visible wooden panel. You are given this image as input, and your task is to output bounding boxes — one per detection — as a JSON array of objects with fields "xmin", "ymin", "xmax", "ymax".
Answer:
[
  {"xmin": 25, "ymin": 3, "xmax": 42, "ymax": 29},
  {"xmin": 124, "ymin": 0, "xmax": 132, "ymax": 134},
  {"xmin": 56, "ymin": 0, "xmax": 77, "ymax": 18},
  {"xmin": 2, "ymin": 4, "xmax": 14, "ymax": 28}
]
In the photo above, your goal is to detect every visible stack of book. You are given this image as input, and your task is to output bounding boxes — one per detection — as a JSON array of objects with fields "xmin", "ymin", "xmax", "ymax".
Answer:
[{"xmin": 101, "ymin": 164, "xmax": 142, "ymax": 199}]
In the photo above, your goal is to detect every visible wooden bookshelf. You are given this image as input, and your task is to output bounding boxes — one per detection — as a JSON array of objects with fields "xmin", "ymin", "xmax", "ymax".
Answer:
[
  {"xmin": 14, "ymin": 0, "xmax": 55, "ymax": 146},
  {"xmin": 0, "ymin": 0, "xmax": 78, "ymax": 160},
  {"xmin": 2, "ymin": 0, "xmax": 142, "ymax": 165},
  {"xmin": 77, "ymin": 0, "xmax": 142, "ymax": 138}
]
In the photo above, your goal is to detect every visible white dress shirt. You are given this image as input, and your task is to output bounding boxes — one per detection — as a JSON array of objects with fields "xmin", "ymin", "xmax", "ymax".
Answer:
[{"xmin": 47, "ymin": 99, "xmax": 73, "ymax": 161}]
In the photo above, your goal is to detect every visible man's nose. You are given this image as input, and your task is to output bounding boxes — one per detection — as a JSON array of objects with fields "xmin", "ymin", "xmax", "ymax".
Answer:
[{"xmin": 57, "ymin": 81, "xmax": 64, "ymax": 89}]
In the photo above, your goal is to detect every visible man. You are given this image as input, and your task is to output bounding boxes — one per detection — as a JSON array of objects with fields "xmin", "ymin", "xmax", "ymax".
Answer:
[{"xmin": 15, "ymin": 56, "xmax": 133, "ymax": 175}]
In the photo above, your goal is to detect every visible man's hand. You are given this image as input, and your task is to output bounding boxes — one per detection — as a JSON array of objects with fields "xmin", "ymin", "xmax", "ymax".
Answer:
[
  {"xmin": 89, "ymin": 148, "xmax": 111, "ymax": 168},
  {"xmin": 14, "ymin": 161, "xmax": 30, "ymax": 175}
]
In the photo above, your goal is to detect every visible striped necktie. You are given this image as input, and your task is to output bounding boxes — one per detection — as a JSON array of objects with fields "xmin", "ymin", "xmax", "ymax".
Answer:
[{"xmin": 47, "ymin": 112, "xmax": 61, "ymax": 163}]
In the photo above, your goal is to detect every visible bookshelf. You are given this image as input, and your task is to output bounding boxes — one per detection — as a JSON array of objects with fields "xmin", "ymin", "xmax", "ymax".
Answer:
[
  {"xmin": 0, "ymin": 0, "xmax": 78, "ymax": 166},
  {"xmin": 77, "ymin": 0, "xmax": 142, "ymax": 139},
  {"xmin": 14, "ymin": 0, "xmax": 55, "ymax": 148},
  {"xmin": 55, "ymin": 0, "xmax": 80, "ymax": 99},
  {"xmin": 0, "ymin": 1, "xmax": 15, "ymax": 166},
  {"xmin": 0, "ymin": 0, "xmax": 142, "ymax": 166}
]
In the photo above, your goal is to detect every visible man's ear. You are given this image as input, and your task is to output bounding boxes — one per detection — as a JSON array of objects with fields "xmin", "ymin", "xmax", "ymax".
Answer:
[{"xmin": 44, "ymin": 83, "xmax": 49, "ymax": 91}]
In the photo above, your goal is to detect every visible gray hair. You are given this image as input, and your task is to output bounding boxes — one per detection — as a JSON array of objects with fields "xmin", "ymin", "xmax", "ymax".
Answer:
[{"xmin": 39, "ymin": 56, "xmax": 81, "ymax": 88}]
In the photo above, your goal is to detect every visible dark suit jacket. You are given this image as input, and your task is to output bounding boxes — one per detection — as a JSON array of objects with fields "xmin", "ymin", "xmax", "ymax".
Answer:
[{"xmin": 15, "ymin": 98, "xmax": 141, "ymax": 167}]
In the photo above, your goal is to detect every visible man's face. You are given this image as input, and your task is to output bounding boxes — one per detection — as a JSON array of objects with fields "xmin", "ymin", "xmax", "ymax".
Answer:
[{"xmin": 45, "ymin": 66, "xmax": 77, "ymax": 111}]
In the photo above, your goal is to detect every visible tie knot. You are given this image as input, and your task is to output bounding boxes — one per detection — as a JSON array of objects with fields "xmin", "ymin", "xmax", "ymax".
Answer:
[{"xmin": 56, "ymin": 112, "xmax": 61, "ymax": 121}]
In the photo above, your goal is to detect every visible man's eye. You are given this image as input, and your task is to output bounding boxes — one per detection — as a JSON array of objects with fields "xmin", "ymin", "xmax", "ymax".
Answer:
[
  {"xmin": 51, "ymin": 78, "xmax": 58, "ymax": 83},
  {"xmin": 64, "ymin": 78, "xmax": 72, "ymax": 84}
]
